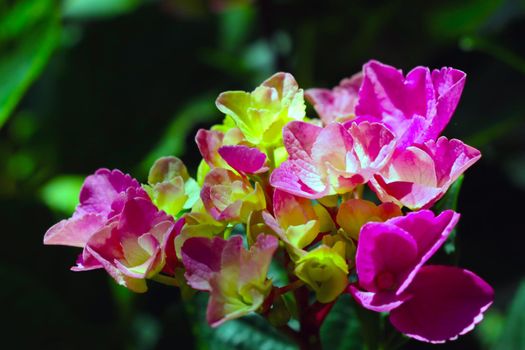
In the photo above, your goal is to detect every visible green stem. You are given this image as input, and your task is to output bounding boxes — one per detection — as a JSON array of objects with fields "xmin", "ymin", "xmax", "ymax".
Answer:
[{"xmin": 151, "ymin": 274, "xmax": 179, "ymax": 287}]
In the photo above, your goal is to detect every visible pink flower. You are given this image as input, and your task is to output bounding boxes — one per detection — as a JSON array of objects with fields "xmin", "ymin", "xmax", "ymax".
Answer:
[
  {"xmin": 79, "ymin": 197, "xmax": 178, "ymax": 292},
  {"xmin": 349, "ymin": 210, "xmax": 493, "ymax": 343},
  {"xmin": 354, "ymin": 60, "xmax": 466, "ymax": 149},
  {"xmin": 44, "ymin": 168, "xmax": 148, "ymax": 249},
  {"xmin": 305, "ymin": 72, "xmax": 363, "ymax": 125},
  {"xmin": 200, "ymin": 168, "xmax": 266, "ymax": 222},
  {"xmin": 370, "ymin": 137, "xmax": 481, "ymax": 209},
  {"xmin": 196, "ymin": 128, "xmax": 267, "ymax": 175},
  {"xmin": 182, "ymin": 234, "xmax": 278, "ymax": 327},
  {"xmin": 270, "ymin": 121, "xmax": 396, "ymax": 198}
]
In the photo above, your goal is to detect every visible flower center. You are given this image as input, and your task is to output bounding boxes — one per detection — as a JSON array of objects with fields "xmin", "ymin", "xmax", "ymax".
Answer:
[{"xmin": 376, "ymin": 271, "xmax": 396, "ymax": 290}]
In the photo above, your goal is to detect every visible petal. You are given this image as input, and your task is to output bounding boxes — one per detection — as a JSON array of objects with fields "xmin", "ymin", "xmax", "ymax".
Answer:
[
  {"xmin": 425, "ymin": 68, "xmax": 466, "ymax": 141},
  {"xmin": 356, "ymin": 222, "xmax": 418, "ymax": 293},
  {"xmin": 390, "ymin": 265, "xmax": 493, "ymax": 343},
  {"xmin": 181, "ymin": 236, "xmax": 227, "ymax": 291},
  {"xmin": 305, "ymin": 72, "xmax": 363, "ymax": 124},
  {"xmin": 270, "ymin": 160, "xmax": 326, "ymax": 199},
  {"xmin": 283, "ymin": 121, "xmax": 322, "ymax": 162},
  {"xmin": 43, "ymin": 213, "xmax": 105, "ymax": 248},
  {"xmin": 118, "ymin": 197, "xmax": 168, "ymax": 235},
  {"xmin": 418, "ymin": 137, "xmax": 481, "ymax": 187},
  {"xmin": 349, "ymin": 285, "xmax": 407, "ymax": 312},
  {"xmin": 347, "ymin": 121, "xmax": 396, "ymax": 172},
  {"xmin": 78, "ymin": 168, "xmax": 143, "ymax": 217},
  {"xmin": 195, "ymin": 129, "xmax": 225, "ymax": 168},
  {"xmin": 312, "ymin": 122, "xmax": 354, "ymax": 172},
  {"xmin": 336, "ymin": 199, "xmax": 401, "ymax": 240},
  {"xmin": 273, "ymin": 189, "xmax": 317, "ymax": 228},
  {"xmin": 388, "ymin": 210, "xmax": 460, "ymax": 293},
  {"xmin": 218, "ymin": 145, "xmax": 267, "ymax": 174},
  {"xmin": 148, "ymin": 156, "xmax": 189, "ymax": 184}
]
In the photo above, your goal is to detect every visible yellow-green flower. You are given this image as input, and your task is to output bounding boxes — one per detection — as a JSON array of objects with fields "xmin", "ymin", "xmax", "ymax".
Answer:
[{"xmin": 294, "ymin": 241, "xmax": 349, "ymax": 303}]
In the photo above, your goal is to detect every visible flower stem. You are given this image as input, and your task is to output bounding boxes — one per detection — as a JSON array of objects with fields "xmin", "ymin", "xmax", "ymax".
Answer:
[{"xmin": 151, "ymin": 274, "xmax": 179, "ymax": 287}]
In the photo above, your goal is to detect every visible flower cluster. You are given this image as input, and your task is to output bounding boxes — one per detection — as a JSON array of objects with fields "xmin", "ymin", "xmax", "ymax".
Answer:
[{"xmin": 44, "ymin": 60, "xmax": 493, "ymax": 344}]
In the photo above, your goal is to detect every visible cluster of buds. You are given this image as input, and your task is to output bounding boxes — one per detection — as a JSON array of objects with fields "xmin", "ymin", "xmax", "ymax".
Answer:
[{"xmin": 44, "ymin": 60, "xmax": 493, "ymax": 344}]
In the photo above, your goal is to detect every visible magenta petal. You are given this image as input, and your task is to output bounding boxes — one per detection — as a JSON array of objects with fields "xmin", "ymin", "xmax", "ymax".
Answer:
[
  {"xmin": 356, "ymin": 222, "xmax": 418, "ymax": 293},
  {"xmin": 390, "ymin": 265, "xmax": 493, "ymax": 343},
  {"xmin": 418, "ymin": 137, "xmax": 481, "ymax": 187},
  {"xmin": 162, "ymin": 217, "xmax": 185, "ymax": 276},
  {"xmin": 79, "ymin": 168, "xmax": 144, "ymax": 217},
  {"xmin": 427, "ymin": 68, "xmax": 466, "ymax": 141},
  {"xmin": 118, "ymin": 197, "xmax": 167, "ymax": 234},
  {"xmin": 181, "ymin": 236, "xmax": 227, "ymax": 291},
  {"xmin": 355, "ymin": 60, "xmax": 467, "ymax": 147},
  {"xmin": 390, "ymin": 210, "xmax": 460, "ymax": 293},
  {"xmin": 218, "ymin": 145, "xmax": 267, "ymax": 174},
  {"xmin": 349, "ymin": 285, "xmax": 408, "ymax": 312}
]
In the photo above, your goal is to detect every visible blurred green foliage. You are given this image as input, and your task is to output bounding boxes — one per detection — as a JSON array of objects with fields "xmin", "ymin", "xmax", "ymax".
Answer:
[{"xmin": 1, "ymin": 0, "xmax": 525, "ymax": 349}]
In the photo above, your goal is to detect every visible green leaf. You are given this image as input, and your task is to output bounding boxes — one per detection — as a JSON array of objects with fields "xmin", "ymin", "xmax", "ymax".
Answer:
[
  {"xmin": 0, "ymin": 1, "xmax": 60, "ymax": 128},
  {"xmin": 492, "ymin": 281, "xmax": 525, "ymax": 350},
  {"xmin": 62, "ymin": 0, "xmax": 143, "ymax": 19},
  {"xmin": 434, "ymin": 175, "xmax": 464, "ymax": 213},
  {"xmin": 40, "ymin": 175, "xmax": 84, "ymax": 214},
  {"xmin": 321, "ymin": 294, "xmax": 364, "ymax": 350},
  {"xmin": 188, "ymin": 293, "xmax": 298, "ymax": 350},
  {"xmin": 428, "ymin": 0, "xmax": 504, "ymax": 38},
  {"xmin": 433, "ymin": 175, "xmax": 464, "ymax": 255}
]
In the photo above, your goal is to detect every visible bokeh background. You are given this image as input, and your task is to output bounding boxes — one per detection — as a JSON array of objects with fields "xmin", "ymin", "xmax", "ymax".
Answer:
[{"xmin": 1, "ymin": 0, "xmax": 525, "ymax": 349}]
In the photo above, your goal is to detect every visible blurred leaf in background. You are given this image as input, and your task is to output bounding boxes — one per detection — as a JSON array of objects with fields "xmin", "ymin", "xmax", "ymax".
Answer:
[{"xmin": 0, "ymin": 0, "xmax": 60, "ymax": 128}]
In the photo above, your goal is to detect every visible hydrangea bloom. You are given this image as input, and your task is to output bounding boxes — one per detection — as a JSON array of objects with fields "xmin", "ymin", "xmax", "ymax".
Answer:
[
  {"xmin": 44, "ymin": 63, "xmax": 493, "ymax": 347},
  {"xmin": 349, "ymin": 210, "xmax": 493, "ymax": 342},
  {"xmin": 354, "ymin": 60, "xmax": 466, "ymax": 149},
  {"xmin": 270, "ymin": 120, "xmax": 396, "ymax": 198},
  {"xmin": 44, "ymin": 168, "xmax": 148, "ymax": 257},
  {"xmin": 181, "ymin": 234, "xmax": 278, "ymax": 326},
  {"xmin": 305, "ymin": 72, "xmax": 363, "ymax": 124},
  {"xmin": 370, "ymin": 137, "xmax": 481, "ymax": 209}
]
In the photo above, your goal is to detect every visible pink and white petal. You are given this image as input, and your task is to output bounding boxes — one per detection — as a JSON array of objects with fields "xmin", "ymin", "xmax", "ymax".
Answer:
[
  {"xmin": 270, "ymin": 161, "xmax": 326, "ymax": 199},
  {"xmin": 283, "ymin": 121, "xmax": 322, "ymax": 161},
  {"xmin": 347, "ymin": 121, "xmax": 396, "ymax": 171},
  {"xmin": 418, "ymin": 137, "xmax": 481, "ymax": 187},
  {"xmin": 305, "ymin": 88, "xmax": 339, "ymax": 124},
  {"xmin": 218, "ymin": 145, "xmax": 267, "ymax": 174},
  {"xmin": 181, "ymin": 236, "xmax": 228, "ymax": 291},
  {"xmin": 390, "ymin": 265, "xmax": 493, "ymax": 343},
  {"xmin": 370, "ymin": 176, "xmax": 444, "ymax": 210},
  {"xmin": 43, "ymin": 213, "xmax": 105, "ymax": 248},
  {"xmin": 311, "ymin": 122, "xmax": 354, "ymax": 172},
  {"xmin": 385, "ymin": 147, "xmax": 438, "ymax": 186},
  {"xmin": 349, "ymin": 285, "xmax": 407, "ymax": 312},
  {"xmin": 426, "ymin": 68, "xmax": 466, "ymax": 140}
]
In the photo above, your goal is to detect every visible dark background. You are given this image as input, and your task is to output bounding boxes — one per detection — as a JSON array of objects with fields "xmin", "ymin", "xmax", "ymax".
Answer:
[{"xmin": 1, "ymin": 0, "xmax": 524, "ymax": 349}]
